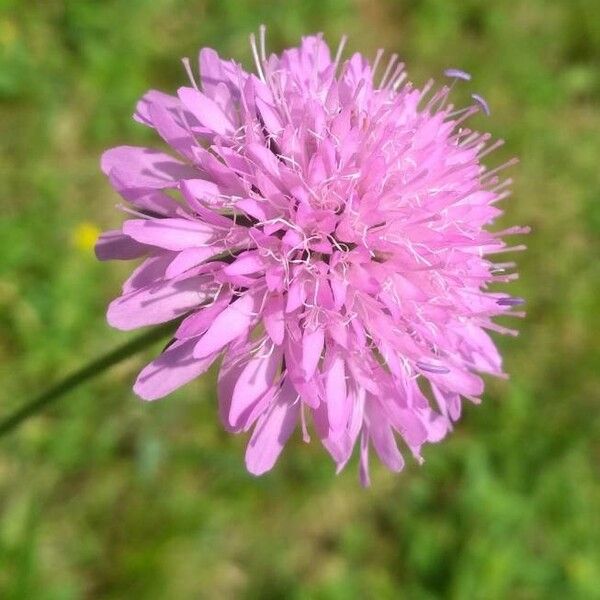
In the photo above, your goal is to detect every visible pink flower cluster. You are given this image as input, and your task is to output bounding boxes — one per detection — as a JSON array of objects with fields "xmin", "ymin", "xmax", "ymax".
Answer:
[{"xmin": 97, "ymin": 29, "xmax": 526, "ymax": 484}]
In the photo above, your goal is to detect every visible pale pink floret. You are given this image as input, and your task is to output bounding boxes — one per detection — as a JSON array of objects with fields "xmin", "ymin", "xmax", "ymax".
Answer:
[{"xmin": 97, "ymin": 30, "xmax": 526, "ymax": 484}]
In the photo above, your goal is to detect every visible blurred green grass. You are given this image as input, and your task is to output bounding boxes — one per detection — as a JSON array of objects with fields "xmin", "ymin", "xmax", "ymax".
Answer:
[{"xmin": 1, "ymin": 0, "xmax": 599, "ymax": 598}]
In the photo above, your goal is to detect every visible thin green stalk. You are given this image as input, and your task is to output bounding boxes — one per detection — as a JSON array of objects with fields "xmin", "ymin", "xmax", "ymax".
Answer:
[{"xmin": 0, "ymin": 322, "xmax": 178, "ymax": 437}]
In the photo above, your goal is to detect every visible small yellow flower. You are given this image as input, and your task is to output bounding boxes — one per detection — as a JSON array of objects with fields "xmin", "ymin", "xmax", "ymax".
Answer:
[
  {"xmin": 72, "ymin": 222, "xmax": 101, "ymax": 253},
  {"xmin": 0, "ymin": 19, "xmax": 18, "ymax": 48}
]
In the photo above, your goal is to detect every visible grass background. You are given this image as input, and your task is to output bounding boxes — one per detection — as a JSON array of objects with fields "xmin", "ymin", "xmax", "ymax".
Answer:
[{"xmin": 1, "ymin": 0, "xmax": 599, "ymax": 597}]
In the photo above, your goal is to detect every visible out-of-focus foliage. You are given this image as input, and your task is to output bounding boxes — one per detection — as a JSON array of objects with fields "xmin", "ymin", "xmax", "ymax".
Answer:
[{"xmin": 0, "ymin": 0, "xmax": 599, "ymax": 598}]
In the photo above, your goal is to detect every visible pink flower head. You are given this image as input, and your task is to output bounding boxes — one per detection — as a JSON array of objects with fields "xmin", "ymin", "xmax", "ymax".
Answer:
[{"xmin": 97, "ymin": 28, "xmax": 526, "ymax": 485}]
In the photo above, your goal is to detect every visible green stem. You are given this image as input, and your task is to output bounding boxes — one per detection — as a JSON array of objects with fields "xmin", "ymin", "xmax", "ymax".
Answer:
[{"xmin": 0, "ymin": 322, "xmax": 178, "ymax": 437}]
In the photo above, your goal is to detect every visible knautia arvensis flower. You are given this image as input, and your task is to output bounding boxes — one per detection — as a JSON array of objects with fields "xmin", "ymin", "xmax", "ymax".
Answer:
[{"xmin": 97, "ymin": 28, "xmax": 526, "ymax": 484}]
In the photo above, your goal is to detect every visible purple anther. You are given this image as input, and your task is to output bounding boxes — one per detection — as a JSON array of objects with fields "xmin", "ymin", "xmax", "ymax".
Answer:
[
  {"xmin": 472, "ymin": 93, "xmax": 490, "ymax": 115},
  {"xmin": 416, "ymin": 361, "xmax": 451, "ymax": 374},
  {"xmin": 444, "ymin": 68, "xmax": 472, "ymax": 81},
  {"xmin": 496, "ymin": 297, "xmax": 525, "ymax": 306}
]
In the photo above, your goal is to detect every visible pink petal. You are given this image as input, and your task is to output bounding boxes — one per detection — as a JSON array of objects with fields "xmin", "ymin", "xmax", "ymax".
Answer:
[
  {"xmin": 230, "ymin": 345, "xmax": 282, "ymax": 428},
  {"xmin": 193, "ymin": 290, "xmax": 261, "ymax": 358},
  {"xmin": 379, "ymin": 392, "xmax": 429, "ymax": 450},
  {"xmin": 134, "ymin": 90, "xmax": 181, "ymax": 126},
  {"xmin": 312, "ymin": 399, "xmax": 352, "ymax": 465},
  {"xmin": 175, "ymin": 294, "xmax": 231, "ymax": 339},
  {"xmin": 122, "ymin": 254, "xmax": 174, "ymax": 294},
  {"xmin": 359, "ymin": 431, "xmax": 371, "ymax": 487},
  {"xmin": 432, "ymin": 384, "xmax": 462, "ymax": 422},
  {"xmin": 165, "ymin": 246, "xmax": 224, "ymax": 278},
  {"xmin": 181, "ymin": 178, "xmax": 223, "ymax": 207},
  {"xmin": 245, "ymin": 379, "xmax": 300, "ymax": 475},
  {"xmin": 312, "ymin": 385, "xmax": 363, "ymax": 471},
  {"xmin": 434, "ymin": 369, "xmax": 484, "ymax": 398},
  {"xmin": 286, "ymin": 278, "xmax": 307, "ymax": 313},
  {"xmin": 262, "ymin": 295, "xmax": 285, "ymax": 345},
  {"xmin": 95, "ymin": 230, "xmax": 150, "ymax": 261},
  {"xmin": 217, "ymin": 343, "xmax": 248, "ymax": 433},
  {"xmin": 134, "ymin": 338, "xmax": 217, "ymax": 401},
  {"xmin": 420, "ymin": 408, "xmax": 450, "ymax": 443},
  {"xmin": 199, "ymin": 47, "xmax": 239, "ymax": 98},
  {"xmin": 146, "ymin": 101, "xmax": 198, "ymax": 160},
  {"xmin": 370, "ymin": 422, "xmax": 405, "ymax": 472},
  {"xmin": 236, "ymin": 198, "xmax": 268, "ymax": 222},
  {"xmin": 223, "ymin": 251, "xmax": 264, "ymax": 276},
  {"xmin": 462, "ymin": 323, "xmax": 503, "ymax": 374},
  {"xmin": 302, "ymin": 328, "xmax": 324, "ymax": 381},
  {"xmin": 325, "ymin": 354, "xmax": 349, "ymax": 434},
  {"xmin": 255, "ymin": 96, "xmax": 284, "ymax": 136},
  {"xmin": 330, "ymin": 274, "xmax": 348, "ymax": 309},
  {"xmin": 245, "ymin": 142, "xmax": 282, "ymax": 182},
  {"xmin": 178, "ymin": 87, "xmax": 235, "ymax": 136},
  {"xmin": 102, "ymin": 146, "xmax": 196, "ymax": 196},
  {"xmin": 122, "ymin": 218, "xmax": 219, "ymax": 251},
  {"xmin": 128, "ymin": 191, "xmax": 180, "ymax": 216},
  {"xmin": 366, "ymin": 401, "xmax": 404, "ymax": 472},
  {"xmin": 108, "ymin": 270, "xmax": 215, "ymax": 330},
  {"xmin": 181, "ymin": 181, "xmax": 235, "ymax": 229}
]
